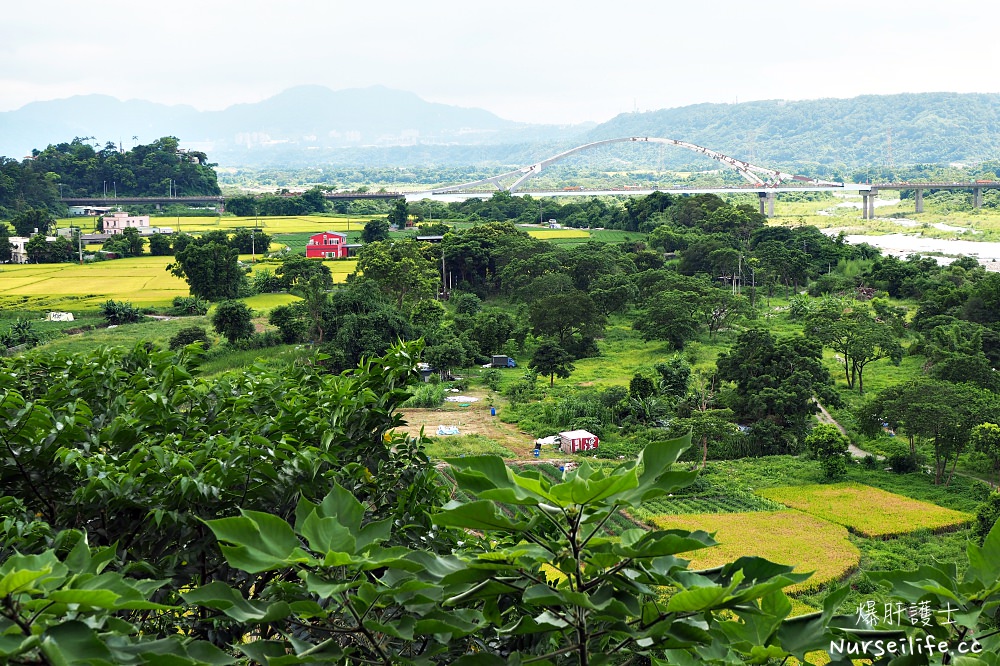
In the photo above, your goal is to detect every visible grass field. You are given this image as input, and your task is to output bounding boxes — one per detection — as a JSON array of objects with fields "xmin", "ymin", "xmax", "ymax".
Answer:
[
  {"xmin": 649, "ymin": 510, "xmax": 860, "ymax": 593},
  {"xmin": 759, "ymin": 482, "xmax": 972, "ymax": 538}
]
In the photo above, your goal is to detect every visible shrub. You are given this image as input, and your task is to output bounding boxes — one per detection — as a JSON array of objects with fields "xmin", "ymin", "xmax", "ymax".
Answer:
[
  {"xmin": 211, "ymin": 300, "xmax": 255, "ymax": 343},
  {"xmin": 451, "ymin": 378, "xmax": 469, "ymax": 391},
  {"xmin": 252, "ymin": 269, "xmax": 281, "ymax": 294},
  {"xmin": 805, "ymin": 424, "xmax": 851, "ymax": 481},
  {"xmin": 403, "ymin": 383, "xmax": 445, "ymax": 408},
  {"xmin": 225, "ymin": 331, "xmax": 283, "ymax": 351},
  {"xmin": 169, "ymin": 326, "xmax": 211, "ymax": 351},
  {"xmin": 482, "ymin": 368, "xmax": 502, "ymax": 391},
  {"xmin": 100, "ymin": 300, "xmax": 143, "ymax": 325},
  {"xmin": 973, "ymin": 491, "xmax": 1000, "ymax": 544},
  {"xmin": 171, "ymin": 296, "xmax": 209, "ymax": 316},
  {"xmin": 0, "ymin": 318, "xmax": 41, "ymax": 350}
]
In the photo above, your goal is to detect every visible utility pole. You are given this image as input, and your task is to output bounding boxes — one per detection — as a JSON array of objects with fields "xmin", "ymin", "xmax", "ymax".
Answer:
[{"xmin": 251, "ymin": 229, "xmax": 256, "ymax": 263}]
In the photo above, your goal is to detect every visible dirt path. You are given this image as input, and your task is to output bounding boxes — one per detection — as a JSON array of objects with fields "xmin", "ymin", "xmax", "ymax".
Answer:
[{"xmin": 814, "ymin": 401, "xmax": 877, "ymax": 459}]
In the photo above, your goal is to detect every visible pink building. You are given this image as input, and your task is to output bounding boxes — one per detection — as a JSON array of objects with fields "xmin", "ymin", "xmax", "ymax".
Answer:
[
  {"xmin": 306, "ymin": 231, "xmax": 348, "ymax": 258},
  {"xmin": 102, "ymin": 211, "xmax": 150, "ymax": 235}
]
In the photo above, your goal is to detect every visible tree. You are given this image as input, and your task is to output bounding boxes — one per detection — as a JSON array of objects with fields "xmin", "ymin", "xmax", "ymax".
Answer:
[
  {"xmin": 275, "ymin": 254, "xmax": 333, "ymax": 291},
  {"xmin": 148, "ymin": 233, "xmax": 173, "ymax": 256},
  {"xmin": 11, "ymin": 208, "xmax": 53, "ymax": 237},
  {"xmin": 229, "ymin": 228, "xmax": 272, "ymax": 254},
  {"xmin": 211, "ymin": 300, "xmax": 255, "ymax": 343},
  {"xmin": 856, "ymin": 379, "xmax": 1000, "ymax": 485},
  {"xmin": 0, "ymin": 224, "xmax": 11, "ymax": 263},
  {"xmin": 361, "ymin": 218, "xmax": 390, "ymax": 243},
  {"xmin": 424, "ymin": 339, "xmax": 467, "ymax": 379},
  {"xmin": 717, "ymin": 329, "xmax": 839, "ymax": 452},
  {"xmin": 809, "ymin": 304, "xmax": 902, "ymax": 394},
  {"xmin": 168, "ymin": 241, "xmax": 244, "ymax": 301},
  {"xmin": 355, "ymin": 239, "xmax": 439, "ymax": 310},
  {"xmin": 970, "ymin": 422, "xmax": 1000, "ymax": 487},
  {"xmin": 25, "ymin": 233, "xmax": 72, "ymax": 263},
  {"xmin": 387, "ymin": 199, "xmax": 409, "ymax": 227},
  {"xmin": 633, "ymin": 289, "xmax": 702, "ymax": 348},
  {"xmin": 805, "ymin": 424, "xmax": 851, "ymax": 480},
  {"xmin": 529, "ymin": 289, "xmax": 604, "ymax": 353},
  {"xmin": 529, "ymin": 339, "xmax": 575, "ymax": 387}
]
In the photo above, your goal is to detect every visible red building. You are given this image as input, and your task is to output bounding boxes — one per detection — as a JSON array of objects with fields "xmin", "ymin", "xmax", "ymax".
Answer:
[
  {"xmin": 306, "ymin": 231, "xmax": 349, "ymax": 258},
  {"xmin": 558, "ymin": 430, "xmax": 599, "ymax": 453}
]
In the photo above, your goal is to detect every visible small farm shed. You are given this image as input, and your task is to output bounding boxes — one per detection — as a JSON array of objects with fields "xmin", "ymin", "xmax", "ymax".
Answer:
[
  {"xmin": 306, "ymin": 231, "xmax": 349, "ymax": 259},
  {"xmin": 558, "ymin": 430, "xmax": 599, "ymax": 453}
]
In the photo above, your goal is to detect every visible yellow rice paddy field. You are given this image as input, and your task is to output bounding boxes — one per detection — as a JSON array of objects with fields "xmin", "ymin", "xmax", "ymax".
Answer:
[
  {"xmin": 649, "ymin": 510, "xmax": 860, "ymax": 592},
  {"xmin": 0, "ymin": 257, "xmax": 356, "ymax": 310},
  {"xmin": 759, "ymin": 482, "xmax": 972, "ymax": 538},
  {"xmin": 0, "ymin": 257, "xmax": 189, "ymax": 308}
]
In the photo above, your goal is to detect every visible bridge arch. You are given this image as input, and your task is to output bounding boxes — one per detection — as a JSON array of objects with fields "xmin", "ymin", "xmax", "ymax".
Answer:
[{"xmin": 432, "ymin": 137, "xmax": 842, "ymax": 193}]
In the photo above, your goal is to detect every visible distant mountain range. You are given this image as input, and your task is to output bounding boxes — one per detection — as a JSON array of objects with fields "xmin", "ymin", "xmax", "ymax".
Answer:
[
  {"xmin": 3, "ymin": 87, "xmax": 1000, "ymax": 170},
  {"xmin": 0, "ymin": 85, "xmax": 591, "ymax": 165}
]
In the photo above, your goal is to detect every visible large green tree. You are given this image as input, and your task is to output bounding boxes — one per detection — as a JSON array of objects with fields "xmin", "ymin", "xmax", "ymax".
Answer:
[
  {"xmin": 355, "ymin": 239, "xmax": 439, "ymax": 310},
  {"xmin": 167, "ymin": 240, "xmax": 244, "ymax": 300},
  {"xmin": 810, "ymin": 305, "xmax": 903, "ymax": 395},
  {"xmin": 11, "ymin": 208, "xmax": 53, "ymax": 237},
  {"xmin": 856, "ymin": 379, "xmax": 1000, "ymax": 485},
  {"xmin": 529, "ymin": 339, "xmax": 575, "ymax": 387},
  {"xmin": 717, "ymin": 329, "xmax": 839, "ymax": 452}
]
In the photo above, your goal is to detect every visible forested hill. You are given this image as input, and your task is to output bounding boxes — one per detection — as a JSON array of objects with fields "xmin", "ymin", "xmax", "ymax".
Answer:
[
  {"xmin": 587, "ymin": 93, "xmax": 1000, "ymax": 172},
  {"xmin": 0, "ymin": 137, "xmax": 221, "ymax": 217}
]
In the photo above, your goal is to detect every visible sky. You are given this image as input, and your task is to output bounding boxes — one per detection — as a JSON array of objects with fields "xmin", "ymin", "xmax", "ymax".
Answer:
[{"xmin": 3, "ymin": 0, "xmax": 999, "ymax": 125}]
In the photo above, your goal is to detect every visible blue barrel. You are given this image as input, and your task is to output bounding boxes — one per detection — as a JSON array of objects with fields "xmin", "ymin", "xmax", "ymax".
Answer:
[{"xmin": 490, "ymin": 407, "xmax": 496, "ymax": 416}]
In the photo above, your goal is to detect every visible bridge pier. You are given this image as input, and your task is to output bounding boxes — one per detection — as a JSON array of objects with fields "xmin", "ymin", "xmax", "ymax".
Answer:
[
  {"xmin": 758, "ymin": 192, "xmax": 775, "ymax": 218},
  {"xmin": 974, "ymin": 187, "xmax": 983, "ymax": 209},
  {"xmin": 914, "ymin": 188, "xmax": 924, "ymax": 214},
  {"xmin": 861, "ymin": 191, "xmax": 876, "ymax": 220}
]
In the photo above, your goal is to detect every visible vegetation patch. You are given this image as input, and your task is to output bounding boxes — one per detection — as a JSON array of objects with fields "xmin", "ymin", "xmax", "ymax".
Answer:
[
  {"xmin": 759, "ymin": 482, "xmax": 972, "ymax": 537},
  {"xmin": 650, "ymin": 510, "xmax": 860, "ymax": 592}
]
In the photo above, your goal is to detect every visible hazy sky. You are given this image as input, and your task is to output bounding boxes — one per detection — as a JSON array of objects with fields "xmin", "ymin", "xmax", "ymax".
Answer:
[{"xmin": 3, "ymin": 0, "xmax": 998, "ymax": 124}]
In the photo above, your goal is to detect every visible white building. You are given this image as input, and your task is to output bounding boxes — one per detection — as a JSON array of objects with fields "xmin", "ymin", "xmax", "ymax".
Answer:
[
  {"xmin": 8, "ymin": 236, "xmax": 30, "ymax": 263},
  {"xmin": 102, "ymin": 211, "xmax": 150, "ymax": 235}
]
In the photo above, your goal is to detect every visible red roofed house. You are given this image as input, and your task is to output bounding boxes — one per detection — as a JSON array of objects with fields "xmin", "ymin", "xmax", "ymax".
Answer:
[{"xmin": 306, "ymin": 231, "xmax": 348, "ymax": 259}]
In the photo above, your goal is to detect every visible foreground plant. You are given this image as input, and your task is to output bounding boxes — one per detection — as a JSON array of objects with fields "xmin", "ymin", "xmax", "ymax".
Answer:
[{"xmin": 193, "ymin": 434, "xmax": 856, "ymax": 664}]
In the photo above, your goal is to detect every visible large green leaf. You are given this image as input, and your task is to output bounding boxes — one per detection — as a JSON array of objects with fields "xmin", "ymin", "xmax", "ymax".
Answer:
[
  {"xmin": 181, "ymin": 581, "xmax": 290, "ymax": 623},
  {"xmin": 966, "ymin": 519, "xmax": 1000, "ymax": 587},
  {"xmin": 40, "ymin": 621, "xmax": 113, "ymax": 665},
  {"xmin": 433, "ymin": 500, "xmax": 530, "ymax": 532},
  {"xmin": 206, "ymin": 511, "xmax": 312, "ymax": 573}
]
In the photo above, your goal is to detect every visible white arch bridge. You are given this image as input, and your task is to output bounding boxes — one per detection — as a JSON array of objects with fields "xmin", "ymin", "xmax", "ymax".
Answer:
[{"xmin": 430, "ymin": 137, "xmax": 845, "ymax": 195}]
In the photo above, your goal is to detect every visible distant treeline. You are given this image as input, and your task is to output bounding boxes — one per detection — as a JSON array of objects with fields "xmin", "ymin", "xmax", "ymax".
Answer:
[{"xmin": 0, "ymin": 137, "xmax": 220, "ymax": 218}]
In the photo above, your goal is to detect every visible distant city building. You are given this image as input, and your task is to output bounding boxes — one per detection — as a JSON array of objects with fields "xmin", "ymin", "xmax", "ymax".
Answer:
[
  {"xmin": 306, "ymin": 231, "xmax": 349, "ymax": 258},
  {"xmin": 102, "ymin": 211, "xmax": 150, "ymax": 235}
]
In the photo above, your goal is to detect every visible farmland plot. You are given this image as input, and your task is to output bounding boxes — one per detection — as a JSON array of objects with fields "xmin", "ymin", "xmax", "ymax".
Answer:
[{"xmin": 759, "ymin": 482, "xmax": 972, "ymax": 538}]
